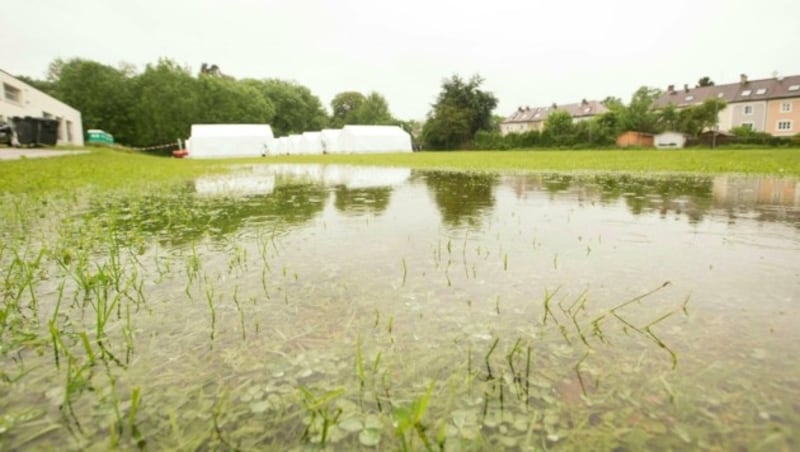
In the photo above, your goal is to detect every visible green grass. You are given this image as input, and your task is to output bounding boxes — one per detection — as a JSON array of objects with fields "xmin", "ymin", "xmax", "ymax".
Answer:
[
  {"xmin": 258, "ymin": 148, "xmax": 800, "ymax": 175},
  {"xmin": 1, "ymin": 147, "xmax": 799, "ymax": 195}
]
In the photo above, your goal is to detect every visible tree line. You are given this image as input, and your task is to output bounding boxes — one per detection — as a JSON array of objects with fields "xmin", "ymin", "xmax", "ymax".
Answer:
[
  {"xmin": 19, "ymin": 58, "xmax": 403, "ymax": 148},
  {"xmin": 22, "ymin": 60, "xmax": 791, "ymax": 150}
]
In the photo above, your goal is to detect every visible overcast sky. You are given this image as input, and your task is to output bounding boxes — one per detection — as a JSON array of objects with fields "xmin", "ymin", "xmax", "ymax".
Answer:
[{"xmin": 2, "ymin": 0, "xmax": 799, "ymax": 120}]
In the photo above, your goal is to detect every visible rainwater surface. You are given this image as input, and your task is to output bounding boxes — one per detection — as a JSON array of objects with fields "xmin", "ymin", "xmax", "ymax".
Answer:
[{"xmin": 1, "ymin": 165, "xmax": 798, "ymax": 450}]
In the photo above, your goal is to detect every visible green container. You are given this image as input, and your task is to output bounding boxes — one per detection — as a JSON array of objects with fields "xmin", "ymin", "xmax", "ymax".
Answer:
[{"xmin": 86, "ymin": 129, "xmax": 114, "ymax": 145}]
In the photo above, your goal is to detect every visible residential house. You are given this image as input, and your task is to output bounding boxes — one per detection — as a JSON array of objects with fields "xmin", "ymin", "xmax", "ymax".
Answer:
[
  {"xmin": 500, "ymin": 99, "xmax": 608, "ymax": 136},
  {"xmin": 656, "ymin": 73, "xmax": 800, "ymax": 136},
  {"xmin": 0, "ymin": 68, "xmax": 84, "ymax": 146}
]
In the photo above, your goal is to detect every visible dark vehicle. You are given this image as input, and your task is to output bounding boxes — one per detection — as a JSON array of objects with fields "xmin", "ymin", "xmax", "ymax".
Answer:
[
  {"xmin": 0, "ymin": 121, "xmax": 12, "ymax": 145},
  {"xmin": 11, "ymin": 116, "xmax": 59, "ymax": 147}
]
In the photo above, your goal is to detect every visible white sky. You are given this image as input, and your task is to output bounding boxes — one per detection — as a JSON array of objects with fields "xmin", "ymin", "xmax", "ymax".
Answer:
[{"xmin": 2, "ymin": 0, "xmax": 799, "ymax": 120}]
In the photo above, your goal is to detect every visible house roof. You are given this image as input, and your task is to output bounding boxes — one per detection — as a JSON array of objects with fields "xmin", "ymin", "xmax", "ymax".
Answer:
[
  {"xmin": 656, "ymin": 74, "xmax": 800, "ymax": 108},
  {"xmin": 502, "ymin": 100, "xmax": 608, "ymax": 124}
]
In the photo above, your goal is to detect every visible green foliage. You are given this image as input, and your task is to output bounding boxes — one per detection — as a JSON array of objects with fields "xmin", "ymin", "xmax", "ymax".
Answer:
[
  {"xmin": 675, "ymin": 98, "xmax": 726, "ymax": 137},
  {"xmin": 422, "ymin": 74, "xmax": 498, "ymax": 150},
  {"xmin": 48, "ymin": 58, "xmax": 136, "ymax": 144},
  {"xmin": 237, "ymin": 79, "xmax": 327, "ymax": 136},
  {"xmin": 21, "ymin": 57, "xmax": 328, "ymax": 146},
  {"xmin": 543, "ymin": 111, "xmax": 575, "ymax": 146},
  {"xmin": 129, "ymin": 59, "xmax": 200, "ymax": 146},
  {"xmin": 623, "ymin": 86, "xmax": 663, "ymax": 134},
  {"xmin": 330, "ymin": 91, "xmax": 395, "ymax": 127},
  {"xmin": 697, "ymin": 76, "xmax": 714, "ymax": 87}
]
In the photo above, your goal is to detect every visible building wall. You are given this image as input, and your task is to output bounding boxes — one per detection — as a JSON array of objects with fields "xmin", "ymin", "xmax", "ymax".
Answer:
[
  {"xmin": 0, "ymin": 70, "xmax": 84, "ymax": 146},
  {"xmin": 717, "ymin": 105, "xmax": 733, "ymax": 132},
  {"xmin": 500, "ymin": 121, "xmax": 543, "ymax": 136},
  {"xmin": 766, "ymin": 98, "xmax": 799, "ymax": 136},
  {"xmin": 729, "ymin": 101, "xmax": 767, "ymax": 132},
  {"xmin": 654, "ymin": 132, "xmax": 686, "ymax": 149}
]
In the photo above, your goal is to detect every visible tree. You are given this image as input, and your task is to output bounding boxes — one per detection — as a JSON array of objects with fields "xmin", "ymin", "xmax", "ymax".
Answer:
[
  {"xmin": 543, "ymin": 110, "xmax": 575, "ymax": 146},
  {"xmin": 330, "ymin": 91, "xmax": 365, "ymax": 127},
  {"xmin": 243, "ymin": 79, "xmax": 328, "ymax": 135},
  {"xmin": 676, "ymin": 98, "xmax": 726, "ymax": 137},
  {"xmin": 622, "ymin": 86, "xmax": 663, "ymax": 134},
  {"xmin": 422, "ymin": 104, "xmax": 472, "ymax": 150},
  {"xmin": 357, "ymin": 92, "xmax": 393, "ymax": 125},
  {"xmin": 45, "ymin": 58, "xmax": 136, "ymax": 142},
  {"xmin": 657, "ymin": 104, "xmax": 680, "ymax": 131},
  {"xmin": 697, "ymin": 76, "xmax": 715, "ymax": 87},
  {"xmin": 128, "ymin": 59, "xmax": 200, "ymax": 146},
  {"xmin": 330, "ymin": 91, "xmax": 394, "ymax": 127},
  {"xmin": 422, "ymin": 74, "xmax": 498, "ymax": 150}
]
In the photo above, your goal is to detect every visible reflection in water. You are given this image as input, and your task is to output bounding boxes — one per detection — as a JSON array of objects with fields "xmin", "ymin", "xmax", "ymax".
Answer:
[
  {"xmin": 714, "ymin": 175, "xmax": 800, "ymax": 225},
  {"xmin": 9, "ymin": 165, "xmax": 800, "ymax": 450},
  {"xmin": 420, "ymin": 171, "xmax": 499, "ymax": 227},
  {"xmin": 334, "ymin": 186, "xmax": 392, "ymax": 215},
  {"xmin": 508, "ymin": 173, "xmax": 715, "ymax": 223},
  {"xmin": 86, "ymin": 183, "xmax": 329, "ymax": 245}
]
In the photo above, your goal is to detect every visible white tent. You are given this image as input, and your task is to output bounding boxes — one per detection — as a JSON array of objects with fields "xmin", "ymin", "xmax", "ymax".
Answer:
[
  {"xmin": 187, "ymin": 124, "xmax": 274, "ymax": 158},
  {"xmin": 323, "ymin": 166, "xmax": 411, "ymax": 188},
  {"xmin": 287, "ymin": 135, "xmax": 304, "ymax": 155},
  {"xmin": 338, "ymin": 125, "xmax": 412, "ymax": 153},
  {"xmin": 301, "ymin": 132, "xmax": 324, "ymax": 155},
  {"xmin": 273, "ymin": 137, "xmax": 284, "ymax": 154},
  {"xmin": 320, "ymin": 129, "xmax": 342, "ymax": 154}
]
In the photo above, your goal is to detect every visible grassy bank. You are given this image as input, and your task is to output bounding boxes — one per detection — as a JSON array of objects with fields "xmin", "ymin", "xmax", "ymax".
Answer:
[{"xmin": 1, "ymin": 147, "xmax": 799, "ymax": 194}]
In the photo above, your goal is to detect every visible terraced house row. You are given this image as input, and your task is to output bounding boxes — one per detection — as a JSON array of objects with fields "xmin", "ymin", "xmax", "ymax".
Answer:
[
  {"xmin": 500, "ymin": 73, "xmax": 800, "ymax": 137},
  {"xmin": 656, "ymin": 73, "xmax": 800, "ymax": 136}
]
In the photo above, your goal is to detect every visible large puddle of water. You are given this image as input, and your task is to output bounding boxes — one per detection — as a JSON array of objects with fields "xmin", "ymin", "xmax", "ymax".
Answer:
[{"xmin": 1, "ymin": 165, "xmax": 798, "ymax": 450}]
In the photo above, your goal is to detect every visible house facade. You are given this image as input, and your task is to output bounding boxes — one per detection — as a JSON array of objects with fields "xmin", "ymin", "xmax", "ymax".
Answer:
[
  {"xmin": 500, "ymin": 99, "xmax": 608, "ymax": 136},
  {"xmin": 0, "ymin": 69, "xmax": 84, "ymax": 146},
  {"xmin": 656, "ymin": 74, "xmax": 800, "ymax": 136}
]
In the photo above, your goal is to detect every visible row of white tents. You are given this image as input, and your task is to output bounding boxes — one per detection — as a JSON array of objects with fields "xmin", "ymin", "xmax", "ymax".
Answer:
[{"xmin": 185, "ymin": 124, "xmax": 413, "ymax": 159}]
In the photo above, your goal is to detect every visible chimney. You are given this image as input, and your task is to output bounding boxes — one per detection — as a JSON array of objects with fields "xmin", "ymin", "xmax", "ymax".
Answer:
[
  {"xmin": 581, "ymin": 98, "xmax": 588, "ymax": 105},
  {"xmin": 740, "ymin": 73, "xmax": 748, "ymax": 85},
  {"xmin": 518, "ymin": 106, "xmax": 523, "ymax": 112},
  {"xmin": 683, "ymin": 84, "xmax": 689, "ymax": 93},
  {"xmin": 668, "ymin": 84, "xmax": 675, "ymax": 94},
  {"xmin": 525, "ymin": 106, "xmax": 530, "ymax": 111},
  {"xmin": 551, "ymin": 102, "xmax": 557, "ymax": 109}
]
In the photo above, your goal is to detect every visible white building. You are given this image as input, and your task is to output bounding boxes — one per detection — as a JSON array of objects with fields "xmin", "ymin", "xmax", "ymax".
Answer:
[
  {"xmin": 301, "ymin": 131, "xmax": 324, "ymax": 154},
  {"xmin": 337, "ymin": 125, "xmax": 413, "ymax": 153},
  {"xmin": 654, "ymin": 131, "xmax": 687, "ymax": 149},
  {"xmin": 186, "ymin": 124, "xmax": 274, "ymax": 158},
  {"xmin": 1, "ymin": 69, "xmax": 84, "ymax": 146}
]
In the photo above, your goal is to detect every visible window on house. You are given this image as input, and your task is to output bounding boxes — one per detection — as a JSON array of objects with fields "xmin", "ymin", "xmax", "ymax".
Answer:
[
  {"xmin": 685, "ymin": 95, "xmax": 694, "ymax": 101},
  {"xmin": 741, "ymin": 122, "xmax": 754, "ymax": 130},
  {"xmin": 744, "ymin": 105, "xmax": 753, "ymax": 115},
  {"xmin": 780, "ymin": 102, "xmax": 792, "ymax": 113},
  {"xmin": 3, "ymin": 83, "xmax": 21, "ymax": 103},
  {"xmin": 741, "ymin": 90, "xmax": 752, "ymax": 96},
  {"xmin": 756, "ymin": 88, "xmax": 767, "ymax": 95},
  {"xmin": 777, "ymin": 120, "xmax": 792, "ymax": 131},
  {"xmin": 717, "ymin": 93, "xmax": 724, "ymax": 98},
  {"xmin": 789, "ymin": 85, "xmax": 800, "ymax": 91},
  {"xmin": 66, "ymin": 120, "xmax": 73, "ymax": 143}
]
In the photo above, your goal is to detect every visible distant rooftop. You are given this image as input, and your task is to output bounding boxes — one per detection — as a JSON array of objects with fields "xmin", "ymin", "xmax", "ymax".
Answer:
[
  {"xmin": 502, "ymin": 99, "xmax": 608, "ymax": 124},
  {"xmin": 656, "ymin": 73, "xmax": 800, "ymax": 107}
]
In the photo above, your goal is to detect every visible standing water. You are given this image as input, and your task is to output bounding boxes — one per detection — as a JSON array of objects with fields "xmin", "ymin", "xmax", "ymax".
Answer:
[{"xmin": 1, "ymin": 165, "xmax": 798, "ymax": 450}]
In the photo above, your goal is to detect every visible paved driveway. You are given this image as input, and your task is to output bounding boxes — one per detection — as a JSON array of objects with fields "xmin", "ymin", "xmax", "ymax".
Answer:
[{"xmin": 0, "ymin": 148, "xmax": 90, "ymax": 160}]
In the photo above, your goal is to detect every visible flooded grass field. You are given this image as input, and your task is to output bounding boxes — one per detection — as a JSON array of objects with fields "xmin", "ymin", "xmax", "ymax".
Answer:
[{"xmin": 1, "ymin": 164, "xmax": 798, "ymax": 450}]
